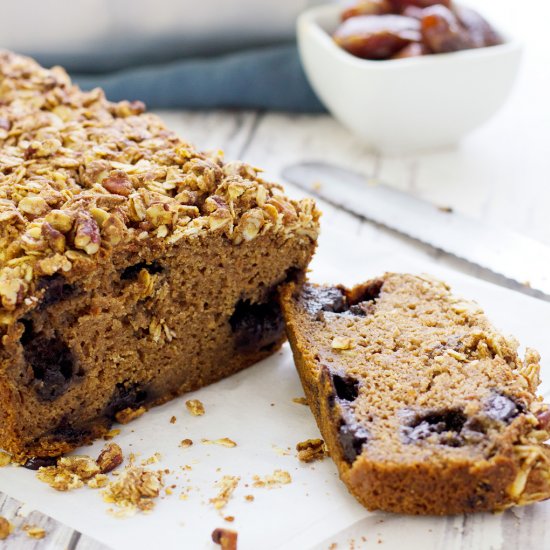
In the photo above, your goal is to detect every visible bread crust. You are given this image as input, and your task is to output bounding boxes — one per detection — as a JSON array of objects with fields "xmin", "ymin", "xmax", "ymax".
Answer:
[{"xmin": 0, "ymin": 51, "xmax": 320, "ymax": 461}]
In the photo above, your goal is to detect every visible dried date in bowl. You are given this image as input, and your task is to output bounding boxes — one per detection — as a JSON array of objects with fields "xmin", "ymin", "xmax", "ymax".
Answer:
[
  {"xmin": 297, "ymin": 3, "xmax": 521, "ymax": 153},
  {"xmin": 393, "ymin": 0, "xmax": 451, "ymax": 10},
  {"xmin": 420, "ymin": 4, "xmax": 473, "ymax": 53},
  {"xmin": 341, "ymin": 0, "xmax": 393, "ymax": 21},
  {"xmin": 453, "ymin": 5, "xmax": 502, "ymax": 48},
  {"xmin": 333, "ymin": 15, "xmax": 421, "ymax": 59},
  {"xmin": 336, "ymin": 1, "xmax": 503, "ymax": 59}
]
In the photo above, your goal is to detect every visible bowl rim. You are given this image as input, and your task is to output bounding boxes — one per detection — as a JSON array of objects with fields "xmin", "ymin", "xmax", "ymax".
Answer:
[{"xmin": 297, "ymin": 3, "xmax": 523, "ymax": 70}]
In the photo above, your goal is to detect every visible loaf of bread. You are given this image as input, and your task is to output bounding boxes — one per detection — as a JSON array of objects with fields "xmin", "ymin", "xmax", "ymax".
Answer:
[
  {"xmin": 0, "ymin": 51, "xmax": 319, "ymax": 462},
  {"xmin": 281, "ymin": 273, "xmax": 550, "ymax": 514}
]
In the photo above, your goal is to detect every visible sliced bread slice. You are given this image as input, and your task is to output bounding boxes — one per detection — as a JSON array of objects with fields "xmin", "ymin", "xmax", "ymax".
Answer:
[{"xmin": 280, "ymin": 273, "xmax": 550, "ymax": 514}]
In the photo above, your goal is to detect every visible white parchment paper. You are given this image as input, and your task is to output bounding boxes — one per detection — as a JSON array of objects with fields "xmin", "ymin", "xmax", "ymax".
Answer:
[{"xmin": 1, "ymin": 225, "xmax": 549, "ymax": 550}]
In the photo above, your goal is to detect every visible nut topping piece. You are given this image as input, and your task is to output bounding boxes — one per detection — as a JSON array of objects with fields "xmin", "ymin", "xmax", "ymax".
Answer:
[{"xmin": 97, "ymin": 443, "xmax": 123, "ymax": 473}]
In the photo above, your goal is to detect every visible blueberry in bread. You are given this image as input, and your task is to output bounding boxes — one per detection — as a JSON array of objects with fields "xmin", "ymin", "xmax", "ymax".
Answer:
[
  {"xmin": 0, "ymin": 51, "xmax": 319, "ymax": 461},
  {"xmin": 280, "ymin": 273, "xmax": 550, "ymax": 514}
]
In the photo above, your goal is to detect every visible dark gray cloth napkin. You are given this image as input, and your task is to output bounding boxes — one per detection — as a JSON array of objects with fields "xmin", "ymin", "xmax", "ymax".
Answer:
[{"xmin": 73, "ymin": 44, "xmax": 325, "ymax": 113}]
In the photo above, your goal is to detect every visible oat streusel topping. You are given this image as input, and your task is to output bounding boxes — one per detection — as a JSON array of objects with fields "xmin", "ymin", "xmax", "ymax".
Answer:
[{"xmin": 0, "ymin": 51, "xmax": 319, "ymax": 323}]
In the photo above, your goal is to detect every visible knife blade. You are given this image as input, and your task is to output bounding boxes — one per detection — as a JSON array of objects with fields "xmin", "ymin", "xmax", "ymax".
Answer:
[{"xmin": 282, "ymin": 161, "xmax": 550, "ymax": 302}]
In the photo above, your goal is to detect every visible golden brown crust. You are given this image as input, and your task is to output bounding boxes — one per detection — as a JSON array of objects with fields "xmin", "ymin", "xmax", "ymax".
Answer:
[{"xmin": 281, "ymin": 274, "xmax": 550, "ymax": 514}]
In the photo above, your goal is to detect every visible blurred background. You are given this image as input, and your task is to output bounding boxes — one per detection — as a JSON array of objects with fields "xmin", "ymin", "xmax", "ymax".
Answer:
[
  {"xmin": 1, "ymin": 0, "xmax": 330, "ymax": 112},
  {"xmin": 1, "ymin": 0, "xmax": 548, "ymax": 177}
]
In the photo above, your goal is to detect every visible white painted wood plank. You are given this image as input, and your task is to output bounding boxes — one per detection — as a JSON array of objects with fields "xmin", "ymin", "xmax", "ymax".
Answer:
[
  {"xmin": 240, "ymin": 112, "xmax": 381, "ymax": 179},
  {"xmin": 0, "ymin": 493, "xmax": 108, "ymax": 550},
  {"xmin": 155, "ymin": 109, "xmax": 259, "ymax": 161}
]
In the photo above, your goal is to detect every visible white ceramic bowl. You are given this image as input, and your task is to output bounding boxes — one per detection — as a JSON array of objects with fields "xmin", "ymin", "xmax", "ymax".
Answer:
[{"xmin": 297, "ymin": 4, "xmax": 522, "ymax": 154}]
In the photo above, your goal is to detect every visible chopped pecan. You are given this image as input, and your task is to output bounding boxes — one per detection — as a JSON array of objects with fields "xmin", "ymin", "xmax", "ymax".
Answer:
[
  {"xmin": 211, "ymin": 528, "xmax": 238, "ymax": 550},
  {"xmin": 97, "ymin": 443, "xmax": 123, "ymax": 473},
  {"xmin": 102, "ymin": 171, "xmax": 133, "ymax": 196},
  {"xmin": 73, "ymin": 212, "xmax": 100, "ymax": 255}
]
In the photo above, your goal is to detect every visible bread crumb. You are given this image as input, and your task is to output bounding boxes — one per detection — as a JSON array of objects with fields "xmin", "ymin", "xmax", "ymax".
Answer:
[
  {"xmin": 180, "ymin": 439, "xmax": 193, "ymax": 449},
  {"xmin": 244, "ymin": 494, "xmax": 254, "ymax": 502},
  {"xmin": 210, "ymin": 475, "xmax": 240, "ymax": 510},
  {"xmin": 115, "ymin": 406, "xmax": 146, "ymax": 424},
  {"xmin": 103, "ymin": 429, "xmax": 121, "ymax": 440},
  {"xmin": 202, "ymin": 437, "xmax": 237, "ymax": 448},
  {"xmin": 185, "ymin": 399, "xmax": 205, "ymax": 416},
  {"xmin": 224, "ymin": 515, "xmax": 235, "ymax": 522},
  {"xmin": 103, "ymin": 465, "xmax": 163, "ymax": 515},
  {"xmin": 88, "ymin": 474, "xmax": 109, "ymax": 489},
  {"xmin": 36, "ymin": 443, "xmax": 123, "ymax": 491},
  {"xmin": 23, "ymin": 525, "xmax": 46, "ymax": 539},
  {"xmin": 296, "ymin": 439, "xmax": 328, "ymax": 463},
  {"xmin": 211, "ymin": 527, "xmax": 238, "ymax": 550},
  {"xmin": 292, "ymin": 397, "xmax": 308, "ymax": 406},
  {"xmin": 0, "ymin": 517, "xmax": 13, "ymax": 540},
  {"xmin": 36, "ymin": 456, "xmax": 99, "ymax": 491},
  {"xmin": 0, "ymin": 452, "xmax": 11, "ymax": 467},
  {"xmin": 141, "ymin": 452, "xmax": 162, "ymax": 466},
  {"xmin": 170, "ymin": 416, "xmax": 177, "ymax": 424},
  {"xmin": 252, "ymin": 469, "xmax": 292, "ymax": 488}
]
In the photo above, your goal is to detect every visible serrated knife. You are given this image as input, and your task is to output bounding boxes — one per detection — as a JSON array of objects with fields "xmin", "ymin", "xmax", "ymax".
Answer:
[{"xmin": 282, "ymin": 161, "xmax": 550, "ymax": 302}]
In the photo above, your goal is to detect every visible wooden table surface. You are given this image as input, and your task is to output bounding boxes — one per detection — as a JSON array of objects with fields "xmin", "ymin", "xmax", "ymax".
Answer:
[{"xmin": 2, "ymin": 1, "xmax": 550, "ymax": 548}]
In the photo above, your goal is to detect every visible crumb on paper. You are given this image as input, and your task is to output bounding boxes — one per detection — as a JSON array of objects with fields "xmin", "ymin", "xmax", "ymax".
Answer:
[
  {"xmin": 244, "ymin": 494, "xmax": 254, "ymax": 502},
  {"xmin": 115, "ymin": 406, "xmax": 146, "ymax": 424},
  {"xmin": 170, "ymin": 416, "xmax": 177, "ymax": 424},
  {"xmin": 141, "ymin": 452, "xmax": 162, "ymax": 466},
  {"xmin": 211, "ymin": 527, "xmax": 238, "ymax": 550},
  {"xmin": 252, "ymin": 469, "xmax": 292, "ymax": 489},
  {"xmin": 0, "ymin": 517, "xmax": 13, "ymax": 540},
  {"xmin": 185, "ymin": 399, "xmax": 205, "ymax": 416},
  {"xmin": 202, "ymin": 438, "xmax": 237, "ymax": 448},
  {"xmin": 292, "ymin": 397, "xmax": 308, "ymax": 406},
  {"xmin": 103, "ymin": 465, "xmax": 163, "ymax": 516},
  {"xmin": 88, "ymin": 474, "xmax": 109, "ymax": 489},
  {"xmin": 224, "ymin": 515, "xmax": 235, "ymax": 522},
  {"xmin": 104, "ymin": 428, "xmax": 121, "ymax": 440},
  {"xmin": 180, "ymin": 438, "xmax": 193, "ymax": 449},
  {"xmin": 36, "ymin": 443, "xmax": 123, "ymax": 491},
  {"xmin": 36, "ymin": 455, "xmax": 100, "ymax": 491},
  {"xmin": 437, "ymin": 205, "xmax": 453, "ymax": 213},
  {"xmin": 210, "ymin": 475, "xmax": 240, "ymax": 510},
  {"xmin": 23, "ymin": 525, "xmax": 46, "ymax": 540},
  {"xmin": 312, "ymin": 181, "xmax": 322, "ymax": 191},
  {"xmin": 328, "ymin": 543, "xmax": 338, "ymax": 550},
  {"xmin": 0, "ymin": 451, "xmax": 11, "ymax": 467},
  {"xmin": 296, "ymin": 439, "xmax": 328, "ymax": 463},
  {"xmin": 97, "ymin": 443, "xmax": 123, "ymax": 473}
]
